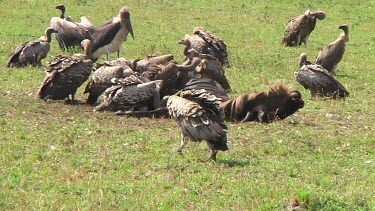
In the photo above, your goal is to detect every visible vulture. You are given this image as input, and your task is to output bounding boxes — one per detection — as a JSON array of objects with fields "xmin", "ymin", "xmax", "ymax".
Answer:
[
  {"xmin": 282, "ymin": 10, "xmax": 326, "ymax": 46},
  {"xmin": 131, "ymin": 54, "xmax": 175, "ymax": 73},
  {"xmin": 55, "ymin": 4, "xmax": 73, "ymax": 20},
  {"xmin": 166, "ymin": 88, "xmax": 228, "ymax": 161},
  {"xmin": 315, "ymin": 24, "xmax": 349, "ymax": 73},
  {"xmin": 7, "ymin": 27, "xmax": 56, "ymax": 68},
  {"xmin": 51, "ymin": 5, "xmax": 96, "ymax": 51},
  {"xmin": 220, "ymin": 84, "xmax": 304, "ymax": 123},
  {"xmin": 182, "ymin": 78, "xmax": 229, "ymax": 102},
  {"xmin": 38, "ymin": 39, "xmax": 93, "ymax": 103},
  {"xmin": 94, "ymin": 75, "xmax": 162, "ymax": 112},
  {"xmin": 84, "ymin": 61, "xmax": 135, "ymax": 104},
  {"xmin": 295, "ymin": 53, "xmax": 350, "ymax": 99},
  {"xmin": 181, "ymin": 48, "xmax": 232, "ymax": 92},
  {"xmin": 142, "ymin": 56, "xmax": 208, "ymax": 97},
  {"xmin": 116, "ymin": 77, "xmax": 229, "ymax": 118},
  {"xmin": 180, "ymin": 27, "xmax": 229, "ymax": 66},
  {"xmin": 91, "ymin": 7, "xmax": 134, "ymax": 61}
]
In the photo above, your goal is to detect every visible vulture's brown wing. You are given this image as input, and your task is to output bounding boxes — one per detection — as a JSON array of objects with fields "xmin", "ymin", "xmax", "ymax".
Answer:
[
  {"xmin": 7, "ymin": 42, "xmax": 28, "ymax": 67},
  {"xmin": 315, "ymin": 39, "xmax": 346, "ymax": 72},
  {"xmin": 183, "ymin": 78, "xmax": 229, "ymax": 101},
  {"xmin": 84, "ymin": 65, "xmax": 126, "ymax": 104},
  {"xmin": 51, "ymin": 17, "xmax": 90, "ymax": 50},
  {"xmin": 203, "ymin": 58, "xmax": 231, "ymax": 92},
  {"xmin": 296, "ymin": 64, "xmax": 349, "ymax": 97},
  {"xmin": 193, "ymin": 27, "xmax": 228, "ymax": 64},
  {"xmin": 282, "ymin": 14, "xmax": 311, "ymax": 46},
  {"xmin": 112, "ymin": 74, "xmax": 147, "ymax": 86},
  {"xmin": 167, "ymin": 93, "xmax": 226, "ymax": 142}
]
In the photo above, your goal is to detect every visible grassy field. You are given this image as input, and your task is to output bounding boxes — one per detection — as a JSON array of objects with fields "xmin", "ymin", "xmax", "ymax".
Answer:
[{"xmin": 0, "ymin": 0, "xmax": 374, "ymax": 210}]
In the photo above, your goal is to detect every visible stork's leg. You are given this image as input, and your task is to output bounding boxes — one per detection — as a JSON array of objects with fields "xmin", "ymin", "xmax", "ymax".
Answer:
[
  {"xmin": 106, "ymin": 54, "xmax": 109, "ymax": 61},
  {"xmin": 177, "ymin": 133, "xmax": 188, "ymax": 153},
  {"xmin": 117, "ymin": 49, "xmax": 120, "ymax": 58},
  {"xmin": 240, "ymin": 111, "xmax": 253, "ymax": 122}
]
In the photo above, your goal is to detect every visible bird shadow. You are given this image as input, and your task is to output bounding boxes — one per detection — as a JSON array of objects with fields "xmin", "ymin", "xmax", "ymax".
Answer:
[
  {"xmin": 218, "ymin": 159, "xmax": 252, "ymax": 167},
  {"xmin": 334, "ymin": 73, "xmax": 356, "ymax": 79}
]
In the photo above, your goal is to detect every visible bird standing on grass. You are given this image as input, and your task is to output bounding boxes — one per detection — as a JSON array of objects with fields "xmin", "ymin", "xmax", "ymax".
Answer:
[
  {"xmin": 7, "ymin": 27, "xmax": 57, "ymax": 68},
  {"xmin": 180, "ymin": 27, "xmax": 229, "ymax": 66},
  {"xmin": 166, "ymin": 88, "xmax": 228, "ymax": 162},
  {"xmin": 38, "ymin": 39, "xmax": 93, "ymax": 103},
  {"xmin": 282, "ymin": 10, "xmax": 326, "ymax": 46},
  {"xmin": 51, "ymin": 4, "xmax": 96, "ymax": 51},
  {"xmin": 315, "ymin": 24, "xmax": 349, "ymax": 73},
  {"xmin": 91, "ymin": 7, "xmax": 134, "ymax": 61},
  {"xmin": 295, "ymin": 53, "xmax": 349, "ymax": 99}
]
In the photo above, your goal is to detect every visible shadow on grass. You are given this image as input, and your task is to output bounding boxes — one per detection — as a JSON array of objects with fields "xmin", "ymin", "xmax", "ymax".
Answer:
[
  {"xmin": 334, "ymin": 72, "xmax": 357, "ymax": 79},
  {"xmin": 219, "ymin": 159, "xmax": 252, "ymax": 167}
]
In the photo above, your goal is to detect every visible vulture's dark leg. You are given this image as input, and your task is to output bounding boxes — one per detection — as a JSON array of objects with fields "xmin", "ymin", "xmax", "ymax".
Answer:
[
  {"xmin": 66, "ymin": 94, "xmax": 78, "ymax": 104},
  {"xmin": 296, "ymin": 35, "xmax": 301, "ymax": 46},
  {"xmin": 211, "ymin": 150, "xmax": 218, "ymax": 162},
  {"xmin": 257, "ymin": 110, "xmax": 265, "ymax": 123},
  {"xmin": 206, "ymin": 141, "xmax": 217, "ymax": 162},
  {"xmin": 240, "ymin": 111, "xmax": 253, "ymax": 122},
  {"xmin": 106, "ymin": 54, "xmax": 109, "ymax": 61},
  {"xmin": 177, "ymin": 133, "xmax": 188, "ymax": 153},
  {"xmin": 310, "ymin": 90, "xmax": 317, "ymax": 98},
  {"xmin": 117, "ymin": 49, "xmax": 120, "ymax": 58},
  {"xmin": 33, "ymin": 54, "xmax": 37, "ymax": 67}
]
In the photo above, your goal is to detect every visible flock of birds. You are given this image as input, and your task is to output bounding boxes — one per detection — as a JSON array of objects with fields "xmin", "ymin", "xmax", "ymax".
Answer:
[{"xmin": 6, "ymin": 5, "xmax": 350, "ymax": 161}]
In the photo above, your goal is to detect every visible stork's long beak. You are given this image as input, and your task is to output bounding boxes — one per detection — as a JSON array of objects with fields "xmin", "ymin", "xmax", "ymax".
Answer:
[{"xmin": 126, "ymin": 20, "xmax": 135, "ymax": 40}]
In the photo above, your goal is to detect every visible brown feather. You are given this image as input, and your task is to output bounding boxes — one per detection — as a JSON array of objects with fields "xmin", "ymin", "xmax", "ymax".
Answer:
[
  {"xmin": 315, "ymin": 24, "xmax": 349, "ymax": 73},
  {"xmin": 282, "ymin": 10, "xmax": 325, "ymax": 47},
  {"xmin": 295, "ymin": 53, "xmax": 350, "ymax": 99},
  {"xmin": 167, "ymin": 88, "xmax": 228, "ymax": 161},
  {"xmin": 38, "ymin": 40, "xmax": 93, "ymax": 102},
  {"xmin": 220, "ymin": 84, "xmax": 304, "ymax": 123}
]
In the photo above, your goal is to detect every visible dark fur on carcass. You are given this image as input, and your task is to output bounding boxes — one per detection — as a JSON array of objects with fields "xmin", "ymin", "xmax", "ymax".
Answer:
[{"xmin": 220, "ymin": 84, "xmax": 304, "ymax": 123}]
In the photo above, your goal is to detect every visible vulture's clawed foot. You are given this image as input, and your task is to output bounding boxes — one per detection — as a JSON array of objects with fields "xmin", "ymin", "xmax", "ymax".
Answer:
[
  {"xmin": 114, "ymin": 110, "xmax": 129, "ymax": 115},
  {"xmin": 64, "ymin": 99, "xmax": 80, "ymax": 105}
]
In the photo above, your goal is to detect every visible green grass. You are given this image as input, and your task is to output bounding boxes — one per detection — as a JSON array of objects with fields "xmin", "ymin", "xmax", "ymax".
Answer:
[{"xmin": 1, "ymin": 0, "xmax": 374, "ymax": 210}]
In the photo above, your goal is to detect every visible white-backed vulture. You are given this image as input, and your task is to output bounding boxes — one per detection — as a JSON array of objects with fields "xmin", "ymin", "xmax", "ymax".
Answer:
[
  {"xmin": 55, "ymin": 4, "xmax": 72, "ymax": 20},
  {"xmin": 131, "ymin": 54, "xmax": 175, "ymax": 73},
  {"xmin": 282, "ymin": 10, "xmax": 326, "ymax": 46},
  {"xmin": 51, "ymin": 4, "xmax": 95, "ymax": 51},
  {"xmin": 7, "ymin": 27, "xmax": 56, "ymax": 68},
  {"xmin": 91, "ymin": 7, "xmax": 134, "ymax": 61},
  {"xmin": 179, "ymin": 27, "xmax": 229, "ymax": 66},
  {"xmin": 295, "ymin": 53, "xmax": 349, "ymax": 99},
  {"xmin": 94, "ymin": 75, "xmax": 162, "ymax": 112},
  {"xmin": 166, "ymin": 88, "xmax": 228, "ymax": 161},
  {"xmin": 141, "ymin": 57, "xmax": 208, "ymax": 97},
  {"xmin": 220, "ymin": 84, "xmax": 304, "ymax": 123},
  {"xmin": 315, "ymin": 24, "xmax": 349, "ymax": 73},
  {"xmin": 84, "ymin": 62, "xmax": 135, "ymax": 104},
  {"xmin": 38, "ymin": 39, "xmax": 93, "ymax": 103},
  {"xmin": 181, "ymin": 48, "xmax": 232, "ymax": 92},
  {"xmin": 114, "ymin": 78, "xmax": 229, "ymax": 118}
]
